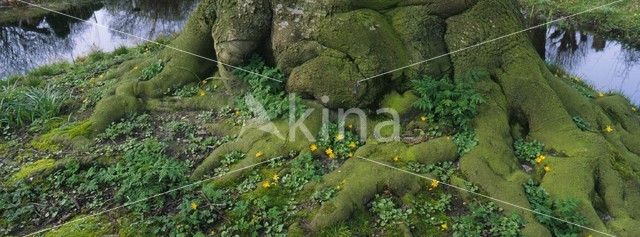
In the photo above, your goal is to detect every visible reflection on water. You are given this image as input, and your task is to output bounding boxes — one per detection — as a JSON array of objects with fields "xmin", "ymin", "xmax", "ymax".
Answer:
[
  {"xmin": 0, "ymin": 0, "xmax": 199, "ymax": 79},
  {"xmin": 532, "ymin": 25, "xmax": 640, "ymax": 105}
]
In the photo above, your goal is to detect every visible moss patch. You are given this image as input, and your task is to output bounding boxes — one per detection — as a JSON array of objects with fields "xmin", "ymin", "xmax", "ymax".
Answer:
[
  {"xmin": 44, "ymin": 215, "xmax": 111, "ymax": 237},
  {"xmin": 8, "ymin": 158, "xmax": 56, "ymax": 183},
  {"xmin": 31, "ymin": 120, "xmax": 93, "ymax": 151}
]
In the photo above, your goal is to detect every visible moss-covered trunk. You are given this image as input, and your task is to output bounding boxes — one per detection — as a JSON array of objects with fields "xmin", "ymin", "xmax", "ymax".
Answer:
[{"xmin": 86, "ymin": 0, "xmax": 640, "ymax": 236}]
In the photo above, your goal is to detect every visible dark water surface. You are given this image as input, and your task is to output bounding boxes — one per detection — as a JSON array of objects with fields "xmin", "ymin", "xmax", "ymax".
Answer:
[
  {"xmin": 531, "ymin": 25, "xmax": 640, "ymax": 105},
  {"xmin": 0, "ymin": 0, "xmax": 199, "ymax": 79}
]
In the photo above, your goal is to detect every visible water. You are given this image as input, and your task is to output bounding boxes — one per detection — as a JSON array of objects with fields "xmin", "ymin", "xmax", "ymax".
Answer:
[
  {"xmin": 0, "ymin": 0, "xmax": 199, "ymax": 79},
  {"xmin": 531, "ymin": 25, "xmax": 640, "ymax": 105}
]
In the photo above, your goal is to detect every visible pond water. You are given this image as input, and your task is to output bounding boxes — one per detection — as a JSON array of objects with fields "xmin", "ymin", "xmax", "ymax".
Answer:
[
  {"xmin": 530, "ymin": 25, "xmax": 640, "ymax": 105},
  {"xmin": 0, "ymin": 0, "xmax": 199, "ymax": 79}
]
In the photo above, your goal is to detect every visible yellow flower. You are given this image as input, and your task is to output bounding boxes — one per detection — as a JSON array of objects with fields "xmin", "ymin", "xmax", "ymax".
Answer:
[
  {"xmin": 598, "ymin": 92, "xmax": 605, "ymax": 97},
  {"xmin": 335, "ymin": 134, "xmax": 344, "ymax": 141},
  {"xmin": 535, "ymin": 155, "xmax": 546, "ymax": 164},
  {"xmin": 544, "ymin": 165, "xmax": 551, "ymax": 172},
  {"xmin": 255, "ymin": 151, "xmax": 264, "ymax": 158},
  {"xmin": 309, "ymin": 143, "xmax": 318, "ymax": 152},
  {"xmin": 325, "ymin": 148, "xmax": 334, "ymax": 155},
  {"xmin": 198, "ymin": 90, "xmax": 206, "ymax": 97},
  {"xmin": 133, "ymin": 66, "xmax": 139, "ymax": 70},
  {"xmin": 325, "ymin": 148, "xmax": 336, "ymax": 159},
  {"xmin": 347, "ymin": 124, "xmax": 353, "ymax": 129},
  {"xmin": 604, "ymin": 125, "xmax": 614, "ymax": 133},
  {"xmin": 429, "ymin": 180, "xmax": 440, "ymax": 190},
  {"xmin": 392, "ymin": 156, "xmax": 400, "ymax": 162},
  {"xmin": 348, "ymin": 141, "xmax": 357, "ymax": 149},
  {"xmin": 190, "ymin": 202, "xmax": 198, "ymax": 210},
  {"xmin": 272, "ymin": 174, "xmax": 280, "ymax": 182},
  {"xmin": 420, "ymin": 116, "xmax": 427, "ymax": 122},
  {"xmin": 262, "ymin": 180, "xmax": 271, "ymax": 188},
  {"xmin": 440, "ymin": 223, "xmax": 448, "ymax": 231}
]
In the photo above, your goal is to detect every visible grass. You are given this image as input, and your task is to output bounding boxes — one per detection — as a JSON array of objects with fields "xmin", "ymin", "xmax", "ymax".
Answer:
[
  {"xmin": 520, "ymin": 0, "xmax": 640, "ymax": 46},
  {"xmin": 0, "ymin": 84, "xmax": 67, "ymax": 128}
]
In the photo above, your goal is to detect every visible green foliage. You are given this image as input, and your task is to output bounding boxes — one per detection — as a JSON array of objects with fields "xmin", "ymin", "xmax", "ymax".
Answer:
[
  {"xmin": 316, "ymin": 123, "xmax": 362, "ymax": 160},
  {"xmin": 411, "ymin": 193, "xmax": 452, "ymax": 227},
  {"xmin": 98, "ymin": 114, "xmax": 152, "ymax": 141},
  {"xmin": 220, "ymin": 197, "xmax": 297, "ymax": 236},
  {"xmin": 113, "ymin": 46, "xmax": 129, "ymax": 56},
  {"xmin": 370, "ymin": 194, "xmax": 412, "ymax": 228},
  {"xmin": 572, "ymin": 116, "xmax": 591, "ymax": 131},
  {"xmin": 281, "ymin": 153, "xmax": 320, "ymax": 192},
  {"xmin": 523, "ymin": 180, "xmax": 588, "ymax": 236},
  {"xmin": 311, "ymin": 186, "xmax": 338, "ymax": 204},
  {"xmin": 214, "ymin": 151, "xmax": 247, "ymax": 175},
  {"xmin": 411, "ymin": 71, "xmax": 485, "ymax": 131},
  {"xmin": 236, "ymin": 171, "xmax": 262, "ymax": 193},
  {"xmin": 453, "ymin": 130, "xmax": 478, "ymax": 155},
  {"xmin": 453, "ymin": 202, "xmax": 524, "ymax": 237},
  {"xmin": 140, "ymin": 60, "xmax": 164, "ymax": 81},
  {"xmin": 172, "ymin": 84, "xmax": 201, "ymax": 97},
  {"xmin": 27, "ymin": 62, "xmax": 69, "ymax": 78},
  {"xmin": 171, "ymin": 195, "xmax": 220, "ymax": 236},
  {"xmin": 513, "ymin": 138, "xmax": 544, "ymax": 165},
  {"xmin": 0, "ymin": 142, "xmax": 193, "ymax": 236},
  {"xmin": 407, "ymin": 161, "xmax": 456, "ymax": 183},
  {"xmin": 105, "ymin": 138, "xmax": 188, "ymax": 212},
  {"xmin": 0, "ymin": 84, "xmax": 67, "ymax": 128},
  {"xmin": 234, "ymin": 56, "xmax": 304, "ymax": 119}
]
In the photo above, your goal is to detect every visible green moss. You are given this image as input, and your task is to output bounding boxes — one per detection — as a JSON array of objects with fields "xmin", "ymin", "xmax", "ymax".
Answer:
[
  {"xmin": 288, "ymin": 54, "xmax": 367, "ymax": 108},
  {"xmin": 212, "ymin": 0, "xmax": 270, "ymax": 66},
  {"xmin": 307, "ymin": 137, "xmax": 458, "ymax": 231},
  {"xmin": 45, "ymin": 215, "xmax": 110, "ymax": 237},
  {"xmin": 31, "ymin": 120, "xmax": 93, "ymax": 151},
  {"xmin": 90, "ymin": 95, "xmax": 143, "ymax": 133},
  {"xmin": 288, "ymin": 9, "xmax": 410, "ymax": 108},
  {"xmin": 8, "ymin": 159, "xmax": 56, "ymax": 183},
  {"xmin": 386, "ymin": 6, "xmax": 451, "ymax": 80},
  {"xmin": 379, "ymin": 91, "xmax": 418, "ymax": 116}
]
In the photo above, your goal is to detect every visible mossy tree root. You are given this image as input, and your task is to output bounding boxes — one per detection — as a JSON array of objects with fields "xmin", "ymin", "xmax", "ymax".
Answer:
[
  {"xmin": 303, "ymin": 138, "xmax": 458, "ymax": 232},
  {"xmin": 445, "ymin": 0, "xmax": 640, "ymax": 235},
  {"xmin": 89, "ymin": 0, "xmax": 218, "ymax": 133}
]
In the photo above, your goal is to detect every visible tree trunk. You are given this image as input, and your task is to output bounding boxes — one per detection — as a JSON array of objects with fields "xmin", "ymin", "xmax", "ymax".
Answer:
[{"xmin": 88, "ymin": 0, "xmax": 640, "ymax": 236}]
